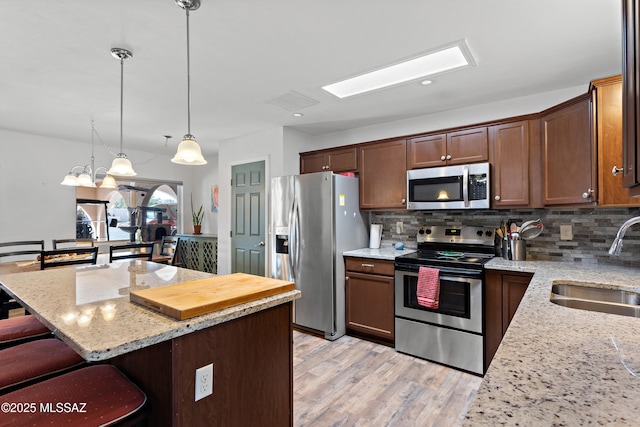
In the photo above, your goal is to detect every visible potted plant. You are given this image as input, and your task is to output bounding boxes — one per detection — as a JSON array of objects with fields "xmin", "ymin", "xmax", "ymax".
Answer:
[{"xmin": 191, "ymin": 194, "xmax": 204, "ymax": 235}]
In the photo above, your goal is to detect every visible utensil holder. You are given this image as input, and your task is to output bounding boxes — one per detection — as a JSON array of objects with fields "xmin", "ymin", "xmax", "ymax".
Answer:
[{"xmin": 510, "ymin": 239, "xmax": 526, "ymax": 261}]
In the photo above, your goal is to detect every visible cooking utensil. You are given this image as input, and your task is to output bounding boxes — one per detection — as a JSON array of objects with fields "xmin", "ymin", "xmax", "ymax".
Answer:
[{"xmin": 520, "ymin": 219, "xmax": 544, "ymax": 240}]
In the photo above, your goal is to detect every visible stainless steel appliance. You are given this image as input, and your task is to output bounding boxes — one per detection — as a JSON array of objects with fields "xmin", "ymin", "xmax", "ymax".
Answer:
[
  {"xmin": 406, "ymin": 163, "xmax": 490, "ymax": 210},
  {"xmin": 394, "ymin": 225, "xmax": 495, "ymax": 375},
  {"xmin": 270, "ymin": 172, "xmax": 368, "ymax": 340}
]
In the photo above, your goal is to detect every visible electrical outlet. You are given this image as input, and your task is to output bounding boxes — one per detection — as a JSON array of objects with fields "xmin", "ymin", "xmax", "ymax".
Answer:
[
  {"xmin": 195, "ymin": 363, "xmax": 213, "ymax": 401},
  {"xmin": 396, "ymin": 221, "xmax": 404, "ymax": 234},
  {"xmin": 560, "ymin": 224, "xmax": 573, "ymax": 241}
]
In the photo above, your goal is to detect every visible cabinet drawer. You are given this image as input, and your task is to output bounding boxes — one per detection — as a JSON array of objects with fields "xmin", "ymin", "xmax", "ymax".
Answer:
[{"xmin": 345, "ymin": 257, "xmax": 394, "ymax": 276}]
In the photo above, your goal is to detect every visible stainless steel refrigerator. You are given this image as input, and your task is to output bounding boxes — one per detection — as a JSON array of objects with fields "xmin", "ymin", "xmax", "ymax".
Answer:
[{"xmin": 270, "ymin": 171, "xmax": 368, "ymax": 340}]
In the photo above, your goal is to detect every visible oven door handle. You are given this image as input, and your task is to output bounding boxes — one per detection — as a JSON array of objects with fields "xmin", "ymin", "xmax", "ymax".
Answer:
[
  {"xmin": 462, "ymin": 165, "xmax": 470, "ymax": 208},
  {"xmin": 395, "ymin": 264, "xmax": 483, "ymax": 279}
]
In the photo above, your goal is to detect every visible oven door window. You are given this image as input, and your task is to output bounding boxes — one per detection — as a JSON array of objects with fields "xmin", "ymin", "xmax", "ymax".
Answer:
[
  {"xmin": 402, "ymin": 274, "xmax": 470, "ymax": 318},
  {"xmin": 409, "ymin": 176, "xmax": 463, "ymax": 203}
]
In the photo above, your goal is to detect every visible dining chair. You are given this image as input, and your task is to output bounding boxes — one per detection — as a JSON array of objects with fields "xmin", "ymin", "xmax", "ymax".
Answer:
[
  {"xmin": 39, "ymin": 247, "xmax": 99, "ymax": 270},
  {"xmin": 0, "ymin": 241, "xmax": 45, "ymax": 318},
  {"xmin": 51, "ymin": 238, "xmax": 94, "ymax": 250},
  {"xmin": 109, "ymin": 242, "xmax": 154, "ymax": 262},
  {"xmin": 158, "ymin": 235, "xmax": 181, "ymax": 265}
]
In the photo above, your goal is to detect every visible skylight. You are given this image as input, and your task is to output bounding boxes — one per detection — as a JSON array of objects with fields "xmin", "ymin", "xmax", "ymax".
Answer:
[{"xmin": 322, "ymin": 40, "xmax": 476, "ymax": 99}]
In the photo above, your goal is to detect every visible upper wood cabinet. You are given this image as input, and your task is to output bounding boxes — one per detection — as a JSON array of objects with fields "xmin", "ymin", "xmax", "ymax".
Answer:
[
  {"xmin": 300, "ymin": 147, "xmax": 358, "ymax": 174},
  {"xmin": 622, "ymin": 0, "xmax": 640, "ymax": 194},
  {"xmin": 542, "ymin": 95, "xmax": 596, "ymax": 206},
  {"xmin": 489, "ymin": 121, "xmax": 531, "ymax": 208},
  {"xmin": 359, "ymin": 139, "xmax": 407, "ymax": 210},
  {"xmin": 407, "ymin": 127, "xmax": 488, "ymax": 169},
  {"xmin": 593, "ymin": 76, "xmax": 640, "ymax": 206}
]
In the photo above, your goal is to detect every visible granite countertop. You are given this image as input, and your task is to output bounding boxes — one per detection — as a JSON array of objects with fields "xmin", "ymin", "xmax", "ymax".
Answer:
[
  {"xmin": 343, "ymin": 246, "xmax": 416, "ymax": 260},
  {"xmin": 465, "ymin": 259, "xmax": 640, "ymax": 425},
  {"xmin": 0, "ymin": 261, "xmax": 300, "ymax": 362}
]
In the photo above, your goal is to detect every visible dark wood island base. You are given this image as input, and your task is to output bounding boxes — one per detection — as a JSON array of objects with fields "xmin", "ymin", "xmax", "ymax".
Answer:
[{"xmin": 112, "ymin": 302, "xmax": 293, "ymax": 426}]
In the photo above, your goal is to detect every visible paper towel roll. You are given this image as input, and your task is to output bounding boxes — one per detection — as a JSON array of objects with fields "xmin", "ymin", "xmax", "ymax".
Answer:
[{"xmin": 369, "ymin": 224, "xmax": 382, "ymax": 249}]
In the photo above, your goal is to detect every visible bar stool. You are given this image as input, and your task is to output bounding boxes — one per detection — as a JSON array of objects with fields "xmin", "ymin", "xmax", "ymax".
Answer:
[
  {"xmin": 0, "ymin": 338, "xmax": 85, "ymax": 393},
  {"xmin": 0, "ymin": 316, "xmax": 51, "ymax": 349},
  {"xmin": 0, "ymin": 364, "xmax": 147, "ymax": 426}
]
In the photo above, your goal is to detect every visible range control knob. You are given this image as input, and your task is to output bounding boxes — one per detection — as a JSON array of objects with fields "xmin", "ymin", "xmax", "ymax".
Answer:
[
  {"xmin": 476, "ymin": 230, "xmax": 483, "ymax": 236},
  {"xmin": 485, "ymin": 230, "xmax": 492, "ymax": 237},
  {"xmin": 418, "ymin": 228, "xmax": 425, "ymax": 235},
  {"xmin": 425, "ymin": 229, "xmax": 432, "ymax": 235}
]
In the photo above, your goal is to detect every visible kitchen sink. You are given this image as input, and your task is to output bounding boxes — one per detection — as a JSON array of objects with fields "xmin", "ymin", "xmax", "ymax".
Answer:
[{"xmin": 550, "ymin": 282, "xmax": 640, "ymax": 318}]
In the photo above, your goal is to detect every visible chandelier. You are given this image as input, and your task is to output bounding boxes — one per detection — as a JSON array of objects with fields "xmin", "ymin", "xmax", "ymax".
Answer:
[{"xmin": 60, "ymin": 121, "xmax": 117, "ymax": 189}]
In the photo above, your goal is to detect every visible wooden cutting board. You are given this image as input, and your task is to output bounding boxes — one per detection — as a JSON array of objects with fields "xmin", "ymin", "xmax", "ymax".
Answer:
[{"xmin": 129, "ymin": 273, "xmax": 295, "ymax": 320}]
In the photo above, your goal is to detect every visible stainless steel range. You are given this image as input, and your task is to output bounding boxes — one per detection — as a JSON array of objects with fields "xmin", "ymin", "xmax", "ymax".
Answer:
[{"xmin": 394, "ymin": 225, "xmax": 495, "ymax": 375}]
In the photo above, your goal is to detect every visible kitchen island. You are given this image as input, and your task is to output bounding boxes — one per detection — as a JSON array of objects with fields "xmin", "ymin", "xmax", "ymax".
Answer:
[
  {"xmin": 464, "ymin": 259, "xmax": 640, "ymax": 426},
  {"xmin": 0, "ymin": 260, "xmax": 300, "ymax": 426}
]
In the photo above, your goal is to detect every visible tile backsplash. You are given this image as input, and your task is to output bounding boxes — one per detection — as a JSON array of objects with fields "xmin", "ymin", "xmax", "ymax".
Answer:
[{"xmin": 370, "ymin": 207, "xmax": 640, "ymax": 267}]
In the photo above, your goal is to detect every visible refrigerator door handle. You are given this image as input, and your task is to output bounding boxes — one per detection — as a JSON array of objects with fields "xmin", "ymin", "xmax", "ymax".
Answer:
[{"xmin": 289, "ymin": 198, "xmax": 300, "ymax": 279}]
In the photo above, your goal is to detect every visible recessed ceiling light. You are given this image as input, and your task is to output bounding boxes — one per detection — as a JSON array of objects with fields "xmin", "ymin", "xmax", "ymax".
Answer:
[
  {"xmin": 322, "ymin": 40, "xmax": 476, "ymax": 99},
  {"xmin": 420, "ymin": 80, "xmax": 433, "ymax": 86},
  {"xmin": 292, "ymin": 112, "xmax": 304, "ymax": 117}
]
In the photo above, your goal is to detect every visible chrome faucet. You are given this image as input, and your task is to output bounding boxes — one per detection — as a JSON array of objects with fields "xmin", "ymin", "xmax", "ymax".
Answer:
[{"xmin": 609, "ymin": 216, "xmax": 640, "ymax": 255}]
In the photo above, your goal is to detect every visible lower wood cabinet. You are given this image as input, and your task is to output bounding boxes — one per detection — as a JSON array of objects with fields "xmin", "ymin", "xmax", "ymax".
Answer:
[
  {"xmin": 345, "ymin": 257, "xmax": 395, "ymax": 343},
  {"xmin": 484, "ymin": 269, "xmax": 533, "ymax": 371},
  {"xmin": 176, "ymin": 234, "xmax": 218, "ymax": 274}
]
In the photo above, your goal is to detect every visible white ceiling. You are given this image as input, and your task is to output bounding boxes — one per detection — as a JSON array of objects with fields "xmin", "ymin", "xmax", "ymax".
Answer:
[{"xmin": 0, "ymin": 0, "xmax": 622, "ymax": 157}]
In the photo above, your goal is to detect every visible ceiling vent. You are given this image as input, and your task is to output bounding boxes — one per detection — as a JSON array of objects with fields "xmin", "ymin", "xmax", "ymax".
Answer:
[{"xmin": 265, "ymin": 90, "xmax": 319, "ymax": 112}]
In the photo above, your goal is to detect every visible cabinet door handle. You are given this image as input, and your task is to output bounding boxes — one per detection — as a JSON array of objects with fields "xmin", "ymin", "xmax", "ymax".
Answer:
[
  {"xmin": 361, "ymin": 263, "xmax": 375, "ymax": 268},
  {"xmin": 494, "ymin": 195, "xmax": 501, "ymax": 201},
  {"xmin": 612, "ymin": 166, "xmax": 624, "ymax": 176},
  {"xmin": 582, "ymin": 188, "xmax": 594, "ymax": 199},
  {"xmin": 401, "ymin": 198, "xmax": 406, "ymax": 204},
  {"xmin": 446, "ymin": 154, "xmax": 452, "ymax": 160},
  {"xmin": 440, "ymin": 155, "xmax": 446, "ymax": 161}
]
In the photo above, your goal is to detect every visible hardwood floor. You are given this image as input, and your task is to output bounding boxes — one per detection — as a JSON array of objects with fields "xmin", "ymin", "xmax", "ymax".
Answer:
[{"xmin": 293, "ymin": 331, "xmax": 482, "ymax": 427}]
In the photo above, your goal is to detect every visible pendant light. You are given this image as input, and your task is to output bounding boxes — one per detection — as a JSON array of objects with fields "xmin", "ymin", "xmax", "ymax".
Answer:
[
  {"xmin": 60, "ymin": 120, "xmax": 117, "ymax": 189},
  {"xmin": 171, "ymin": 0, "xmax": 207, "ymax": 165},
  {"xmin": 107, "ymin": 47, "xmax": 137, "ymax": 176}
]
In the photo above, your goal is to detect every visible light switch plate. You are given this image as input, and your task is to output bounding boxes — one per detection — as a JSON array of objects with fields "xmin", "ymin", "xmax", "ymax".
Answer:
[{"xmin": 560, "ymin": 224, "xmax": 573, "ymax": 240}]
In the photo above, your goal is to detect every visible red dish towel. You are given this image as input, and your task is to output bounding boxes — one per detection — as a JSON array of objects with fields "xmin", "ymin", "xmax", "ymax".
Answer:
[{"xmin": 417, "ymin": 266, "xmax": 440, "ymax": 309}]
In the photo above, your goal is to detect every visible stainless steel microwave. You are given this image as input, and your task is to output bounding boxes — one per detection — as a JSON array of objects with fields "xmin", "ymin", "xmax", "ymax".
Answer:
[{"xmin": 406, "ymin": 163, "xmax": 490, "ymax": 210}]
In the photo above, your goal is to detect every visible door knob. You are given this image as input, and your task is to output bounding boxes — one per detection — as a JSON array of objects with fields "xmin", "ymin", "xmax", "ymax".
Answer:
[
  {"xmin": 582, "ymin": 189, "xmax": 594, "ymax": 199},
  {"xmin": 612, "ymin": 166, "xmax": 624, "ymax": 176},
  {"xmin": 255, "ymin": 241, "xmax": 265, "ymax": 247}
]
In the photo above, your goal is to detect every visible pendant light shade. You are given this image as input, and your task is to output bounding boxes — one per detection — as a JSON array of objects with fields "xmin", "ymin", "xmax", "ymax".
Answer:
[
  {"xmin": 60, "ymin": 173, "xmax": 78, "ymax": 186},
  {"xmin": 107, "ymin": 47, "xmax": 137, "ymax": 176},
  {"xmin": 100, "ymin": 174, "xmax": 117, "ymax": 189},
  {"xmin": 108, "ymin": 153, "xmax": 136, "ymax": 177},
  {"xmin": 171, "ymin": 0, "xmax": 207, "ymax": 165},
  {"xmin": 172, "ymin": 134, "xmax": 207, "ymax": 164}
]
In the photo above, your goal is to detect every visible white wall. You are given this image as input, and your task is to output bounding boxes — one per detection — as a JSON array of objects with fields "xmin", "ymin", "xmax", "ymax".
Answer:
[
  {"xmin": 0, "ymin": 128, "xmax": 203, "ymax": 247},
  {"xmin": 217, "ymin": 127, "xmax": 284, "ymax": 275},
  {"xmin": 191, "ymin": 153, "xmax": 220, "ymax": 236}
]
